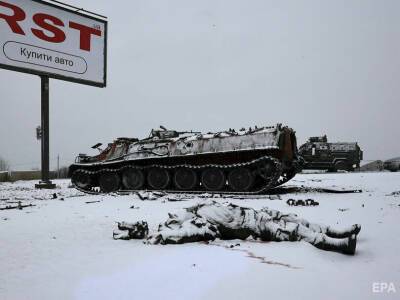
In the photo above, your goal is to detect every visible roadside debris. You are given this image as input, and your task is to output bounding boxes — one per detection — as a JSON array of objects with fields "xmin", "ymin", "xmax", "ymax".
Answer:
[
  {"xmin": 0, "ymin": 201, "xmax": 36, "ymax": 210},
  {"xmin": 135, "ymin": 191, "xmax": 167, "ymax": 201},
  {"xmin": 269, "ymin": 186, "xmax": 362, "ymax": 195},
  {"xmin": 113, "ymin": 221, "xmax": 149, "ymax": 240},
  {"xmin": 166, "ymin": 196, "xmax": 189, "ymax": 202},
  {"xmin": 197, "ymin": 194, "xmax": 281, "ymax": 200},
  {"xmin": 114, "ymin": 185, "xmax": 364, "ymax": 201},
  {"xmin": 386, "ymin": 191, "xmax": 400, "ymax": 197},
  {"xmin": 131, "ymin": 191, "xmax": 283, "ymax": 202},
  {"xmin": 85, "ymin": 200, "xmax": 101, "ymax": 204},
  {"xmin": 317, "ymin": 188, "xmax": 362, "ymax": 193},
  {"xmin": 286, "ymin": 199, "xmax": 319, "ymax": 206},
  {"xmin": 0, "ymin": 182, "xmax": 85, "ymax": 202},
  {"xmin": 338, "ymin": 208, "xmax": 350, "ymax": 212}
]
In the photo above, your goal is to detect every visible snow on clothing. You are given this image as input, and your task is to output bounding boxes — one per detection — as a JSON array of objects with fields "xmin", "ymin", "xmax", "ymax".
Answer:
[{"xmin": 114, "ymin": 201, "xmax": 361, "ymax": 255}]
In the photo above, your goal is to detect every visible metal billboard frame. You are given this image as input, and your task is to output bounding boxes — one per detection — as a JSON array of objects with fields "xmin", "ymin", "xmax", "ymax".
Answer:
[
  {"xmin": 0, "ymin": 0, "xmax": 108, "ymax": 188},
  {"xmin": 0, "ymin": 0, "xmax": 108, "ymax": 87}
]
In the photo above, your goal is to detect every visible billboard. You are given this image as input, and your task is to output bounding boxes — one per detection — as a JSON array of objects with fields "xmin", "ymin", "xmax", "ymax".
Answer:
[{"xmin": 0, "ymin": 0, "xmax": 107, "ymax": 87}]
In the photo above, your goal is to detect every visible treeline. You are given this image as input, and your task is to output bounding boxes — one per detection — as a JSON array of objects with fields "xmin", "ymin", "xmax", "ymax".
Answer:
[
  {"xmin": 0, "ymin": 156, "xmax": 9, "ymax": 171},
  {"xmin": 0, "ymin": 156, "xmax": 70, "ymax": 178}
]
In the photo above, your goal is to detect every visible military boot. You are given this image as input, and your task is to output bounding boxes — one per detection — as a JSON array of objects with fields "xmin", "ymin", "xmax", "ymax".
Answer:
[
  {"xmin": 326, "ymin": 224, "xmax": 361, "ymax": 238},
  {"xmin": 315, "ymin": 234, "xmax": 357, "ymax": 255}
]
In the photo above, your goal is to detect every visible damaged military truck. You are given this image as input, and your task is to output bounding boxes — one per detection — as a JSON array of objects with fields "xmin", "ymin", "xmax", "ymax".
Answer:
[
  {"xmin": 299, "ymin": 136, "xmax": 363, "ymax": 172},
  {"xmin": 69, "ymin": 124, "xmax": 302, "ymax": 194}
]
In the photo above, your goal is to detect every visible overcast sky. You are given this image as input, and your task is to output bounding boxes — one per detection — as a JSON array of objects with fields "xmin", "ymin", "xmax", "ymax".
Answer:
[{"xmin": 1, "ymin": 0, "xmax": 399, "ymax": 170}]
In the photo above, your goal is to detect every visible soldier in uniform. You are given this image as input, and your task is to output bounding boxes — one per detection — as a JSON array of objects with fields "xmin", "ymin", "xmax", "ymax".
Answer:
[{"xmin": 114, "ymin": 201, "xmax": 361, "ymax": 255}]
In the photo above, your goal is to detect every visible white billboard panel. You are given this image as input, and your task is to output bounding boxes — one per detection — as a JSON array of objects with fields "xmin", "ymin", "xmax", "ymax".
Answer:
[{"xmin": 0, "ymin": 0, "xmax": 107, "ymax": 87}]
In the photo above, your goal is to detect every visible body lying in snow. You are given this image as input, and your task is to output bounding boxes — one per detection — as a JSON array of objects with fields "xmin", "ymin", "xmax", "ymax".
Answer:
[{"xmin": 114, "ymin": 201, "xmax": 361, "ymax": 255}]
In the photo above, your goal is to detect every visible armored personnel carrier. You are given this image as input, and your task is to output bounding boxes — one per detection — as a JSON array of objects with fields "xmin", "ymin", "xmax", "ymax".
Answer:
[
  {"xmin": 299, "ymin": 135, "xmax": 363, "ymax": 172},
  {"xmin": 69, "ymin": 124, "xmax": 302, "ymax": 194}
]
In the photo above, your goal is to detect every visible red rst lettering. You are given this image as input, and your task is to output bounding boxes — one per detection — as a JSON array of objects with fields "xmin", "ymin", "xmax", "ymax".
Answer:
[
  {"xmin": 32, "ymin": 13, "xmax": 65, "ymax": 43},
  {"xmin": 0, "ymin": 1, "xmax": 26, "ymax": 35},
  {"xmin": 0, "ymin": 2, "xmax": 103, "ymax": 50},
  {"xmin": 69, "ymin": 21, "xmax": 101, "ymax": 51}
]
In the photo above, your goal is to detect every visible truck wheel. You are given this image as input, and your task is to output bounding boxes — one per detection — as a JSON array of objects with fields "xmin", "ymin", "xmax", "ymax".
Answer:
[
  {"xmin": 334, "ymin": 160, "xmax": 348, "ymax": 171},
  {"xmin": 147, "ymin": 168, "xmax": 170, "ymax": 190},
  {"xmin": 99, "ymin": 172, "xmax": 120, "ymax": 193},
  {"xmin": 174, "ymin": 168, "xmax": 197, "ymax": 190},
  {"xmin": 201, "ymin": 168, "xmax": 226, "ymax": 191}
]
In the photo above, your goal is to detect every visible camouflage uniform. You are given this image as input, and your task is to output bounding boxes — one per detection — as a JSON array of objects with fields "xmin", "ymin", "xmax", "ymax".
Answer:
[{"xmin": 114, "ymin": 201, "xmax": 361, "ymax": 255}]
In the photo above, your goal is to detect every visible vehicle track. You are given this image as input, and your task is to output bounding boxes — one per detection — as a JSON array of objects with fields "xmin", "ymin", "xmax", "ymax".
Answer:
[{"xmin": 72, "ymin": 156, "xmax": 289, "ymax": 195}]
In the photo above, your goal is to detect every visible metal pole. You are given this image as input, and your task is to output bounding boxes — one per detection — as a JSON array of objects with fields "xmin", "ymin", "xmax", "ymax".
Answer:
[
  {"xmin": 36, "ymin": 76, "xmax": 55, "ymax": 189},
  {"xmin": 42, "ymin": 76, "xmax": 49, "ymax": 181}
]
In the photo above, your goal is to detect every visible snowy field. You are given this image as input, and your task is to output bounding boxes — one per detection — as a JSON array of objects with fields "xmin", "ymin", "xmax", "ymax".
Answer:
[{"xmin": 1, "ymin": 172, "xmax": 399, "ymax": 300}]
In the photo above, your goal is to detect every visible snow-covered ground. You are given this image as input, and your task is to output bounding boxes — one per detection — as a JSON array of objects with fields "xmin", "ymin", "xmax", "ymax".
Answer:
[{"xmin": 1, "ymin": 172, "xmax": 399, "ymax": 300}]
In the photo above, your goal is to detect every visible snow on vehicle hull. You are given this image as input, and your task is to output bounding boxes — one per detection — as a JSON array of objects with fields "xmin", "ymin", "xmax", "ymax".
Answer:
[{"xmin": 69, "ymin": 124, "xmax": 302, "ymax": 194}]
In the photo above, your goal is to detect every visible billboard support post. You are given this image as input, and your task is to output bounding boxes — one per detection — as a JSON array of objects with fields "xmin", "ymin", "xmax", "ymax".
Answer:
[{"xmin": 35, "ymin": 76, "xmax": 56, "ymax": 189}]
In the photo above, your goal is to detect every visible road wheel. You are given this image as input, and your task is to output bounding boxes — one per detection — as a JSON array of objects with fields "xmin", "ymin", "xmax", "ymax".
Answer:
[
  {"xmin": 147, "ymin": 168, "xmax": 170, "ymax": 190},
  {"xmin": 71, "ymin": 171, "xmax": 91, "ymax": 189},
  {"xmin": 257, "ymin": 160, "xmax": 276, "ymax": 179},
  {"xmin": 228, "ymin": 168, "xmax": 254, "ymax": 192},
  {"xmin": 99, "ymin": 172, "xmax": 120, "ymax": 193},
  {"xmin": 174, "ymin": 168, "xmax": 197, "ymax": 190},
  {"xmin": 122, "ymin": 169, "xmax": 144, "ymax": 190},
  {"xmin": 201, "ymin": 168, "xmax": 226, "ymax": 191}
]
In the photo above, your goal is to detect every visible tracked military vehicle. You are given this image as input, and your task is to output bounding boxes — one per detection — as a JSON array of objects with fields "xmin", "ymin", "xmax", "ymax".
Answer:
[{"xmin": 69, "ymin": 124, "xmax": 302, "ymax": 194}]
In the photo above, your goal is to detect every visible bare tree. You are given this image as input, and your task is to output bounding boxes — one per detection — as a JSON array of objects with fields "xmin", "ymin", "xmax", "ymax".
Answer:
[{"xmin": 0, "ymin": 156, "xmax": 9, "ymax": 171}]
